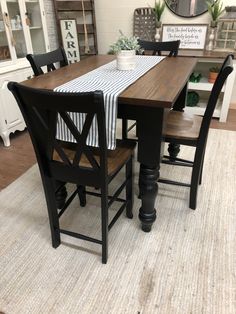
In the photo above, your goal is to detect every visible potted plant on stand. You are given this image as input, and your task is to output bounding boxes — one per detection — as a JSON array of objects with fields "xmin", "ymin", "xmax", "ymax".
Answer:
[
  {"xmin": 153, "ymin": 0, "xmax": 165, "ymax": 42},
  {"xmin": 110, "ymin": 31, "xmax": 142, "ymax": 71},
  {"xmin": 206, "ymin": 0, "xmax": 224, "ymax": 50},
  {"xmin": 208, "ymin": 66, "xmax": 220, "ymax": 83}
]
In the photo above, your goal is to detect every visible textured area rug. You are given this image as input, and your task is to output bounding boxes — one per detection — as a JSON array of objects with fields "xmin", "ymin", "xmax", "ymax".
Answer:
[{"xmin": 0, "ymin": 129, "xmax": 235, "ymax": 314}]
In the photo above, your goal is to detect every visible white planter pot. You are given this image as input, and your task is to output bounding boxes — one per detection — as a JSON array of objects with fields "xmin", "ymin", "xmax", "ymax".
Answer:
[{"xmin": 116, "ymin": 50, "xmax": 136, "ymax": 71}]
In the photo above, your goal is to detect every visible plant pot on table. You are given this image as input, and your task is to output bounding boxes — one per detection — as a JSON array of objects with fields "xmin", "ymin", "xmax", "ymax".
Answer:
[{"xmin": 116, "ymin": 50, "xmax": 136, "ymax": 71}]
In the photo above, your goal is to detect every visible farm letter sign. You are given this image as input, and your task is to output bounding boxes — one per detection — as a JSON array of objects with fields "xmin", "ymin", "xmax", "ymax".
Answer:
[{"xmin": 60, "ymin": 19, "xmax": 80, "ymax": 63}]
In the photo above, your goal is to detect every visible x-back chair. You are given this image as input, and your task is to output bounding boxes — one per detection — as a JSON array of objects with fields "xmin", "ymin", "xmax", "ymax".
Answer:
[
  {"xmin": 26, "ymin": 47, "xmax": 68, "ymax": 76},
  {"xmin": 160, "ymin": 54, "xmax": 234, "ymax": 209},
  {"xmin": 8, "ymin": 83, "xmax": 136, "ymax": 263},
  {"xmin": 26, "ymin": 47, "xmax": 72, "ymax": 208}
]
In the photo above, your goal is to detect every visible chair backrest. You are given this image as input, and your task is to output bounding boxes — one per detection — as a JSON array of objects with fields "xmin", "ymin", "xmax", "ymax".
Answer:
[
  {"xmin": 199, "ymin": 54, "xmax": 234, "ymax": 145},
  {"xmin": 138, "ymin": 39, "xmax": 180, "ymax": 56},
  {"xmin": 8, "ymin": 83, "xmax": 107, "ymax": 188},
  {"xmin": 26, "ymin": 47, "xmax": 69, "ymax": 76}
]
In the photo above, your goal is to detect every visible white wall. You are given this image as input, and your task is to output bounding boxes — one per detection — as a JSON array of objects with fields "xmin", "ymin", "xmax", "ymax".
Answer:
[
  {"xmin": 43, "ymin": 0, "xmax": 59, "ymax": 51},
  {"xmin": 94, "ymin": 0, "xmax": 236, "ymax": 103}
]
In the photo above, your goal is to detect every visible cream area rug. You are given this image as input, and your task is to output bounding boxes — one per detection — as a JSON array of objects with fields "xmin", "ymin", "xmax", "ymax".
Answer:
[{"xmin": 0, "ymin": 129, "xmax": 235, "ymax": 314}]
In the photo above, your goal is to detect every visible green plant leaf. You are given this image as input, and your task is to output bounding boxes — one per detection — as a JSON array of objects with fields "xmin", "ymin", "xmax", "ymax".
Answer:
[
  {"xmin": 109, "ymin": 31, "xmax": 142, "ymax": 54},
  {"xmin": 153, "ymin": 0, "xmax": 166, "ymax": 21},
  {"xmin": 206, "ymin": 0, "xmax": 224, "ymax": 21},
  {"xmin": 209, "ymin": 66, "xmax": 220, "ymax": 73}
]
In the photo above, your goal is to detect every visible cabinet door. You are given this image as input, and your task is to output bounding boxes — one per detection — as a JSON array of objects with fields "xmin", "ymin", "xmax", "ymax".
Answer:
[
  {"xmin": 0, "ymin": 0, "xmax": 49, "ymax": 67},
  {"xmin": 3, "ymin": 0, "xmax": 28, "ymax": 58},
  {"xmin": 0, "ymin": 2, "xmax": 15, "ymax": 64},
  {"xmin": 22, "ymin": 0, "xmax": 49, "ymax": 54},
  {"xmin": 0, "ymin": 72, "xmax": 26, "ymax": 130}
]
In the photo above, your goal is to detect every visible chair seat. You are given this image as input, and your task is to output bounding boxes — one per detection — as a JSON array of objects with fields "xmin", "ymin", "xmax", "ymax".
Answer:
[
  {"xmin": 164, "ymin": 111, "xmax": 203, "ymax": 141},
  {"xmin": 54, "ymin": 139, "xmax": 136, "ymax": 176}
]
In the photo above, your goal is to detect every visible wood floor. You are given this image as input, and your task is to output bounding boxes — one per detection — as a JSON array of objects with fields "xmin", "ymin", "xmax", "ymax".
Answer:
[
  {"xmin": 0, "ymin": 109, "xmax": 235, "ymax": 190},
  {"xmin": 210, "ymin": 108, "xmax": 236, "ymax": 131},
  {"xmin": 0, "ymin": 130, "xmax": 36, "ymax": 190}
]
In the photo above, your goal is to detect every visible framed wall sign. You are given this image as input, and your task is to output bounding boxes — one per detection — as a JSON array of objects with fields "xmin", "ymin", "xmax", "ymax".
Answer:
[
  {"xmin": 60, "ymin": 19, "xmax": 80, "ymax": 63},
  {"xmin": 162, "ymin": 24, "xmax": 208, "ymax": 50}
]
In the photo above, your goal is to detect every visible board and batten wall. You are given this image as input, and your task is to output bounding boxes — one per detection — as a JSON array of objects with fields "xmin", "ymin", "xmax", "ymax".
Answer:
[
  {"xmin": 44, "ymin": 0, "xmax": 236, "ymax": 104},
  {"xmin": 43, "ymin": 0, "xmax": 59, "ymax": 51}
]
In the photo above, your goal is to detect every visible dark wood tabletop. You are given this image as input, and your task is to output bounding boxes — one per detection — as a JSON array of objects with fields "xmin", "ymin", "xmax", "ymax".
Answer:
[{"xmin": 22, "ymin": 54, "xmax": 197, "ymax": 108}]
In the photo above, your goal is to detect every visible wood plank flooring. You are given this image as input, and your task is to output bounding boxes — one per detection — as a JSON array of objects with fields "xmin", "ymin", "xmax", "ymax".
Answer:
[
  {"xmin": 0, "ymin": 130, "xmax": 35, "ymax": 190},
  {"xmin": 210, "ymin": 108, "xmax": 236, "ymax": 131},
  {"xmin": 0, "ymin": 109, "xmax": 235, "ymax": 190}
]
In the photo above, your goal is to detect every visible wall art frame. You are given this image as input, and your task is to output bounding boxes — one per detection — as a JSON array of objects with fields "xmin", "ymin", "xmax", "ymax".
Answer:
[{"xmin": 162, "ymin": 24, "xmax": 208, "ymax": 50}]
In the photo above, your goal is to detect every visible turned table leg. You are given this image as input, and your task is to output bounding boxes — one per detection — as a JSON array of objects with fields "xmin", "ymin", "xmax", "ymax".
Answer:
[
  {"xmin": 138, "ymin": 164, "xmax": 159, "ymax": 232},
  {"xmin": 136, "ymin": 107, "xmax": 166, "ymax": 231}
]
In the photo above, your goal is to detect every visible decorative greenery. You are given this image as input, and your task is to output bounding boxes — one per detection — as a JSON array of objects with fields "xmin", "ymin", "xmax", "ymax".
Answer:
[
  {"xmin": 187, "ymin": 91, "xmax": 200, "ymax": 107},
  {"xmin": 206, "ymin": 0, "xmax": 224, "ymax": 24},
  {"xmin": 189, "ymin": 72, "xmax": 202, "ymax": 83},
  {"xmin": 153, "ymin": 0, "xmax": 166, "ymax": 23},
  {"xmin": 109, "ymin": 31, "xmax": 142, "ymax": 54},
  {"xmin": 209, "ymin": 66, "xmax": 220, "ymax": 73}
]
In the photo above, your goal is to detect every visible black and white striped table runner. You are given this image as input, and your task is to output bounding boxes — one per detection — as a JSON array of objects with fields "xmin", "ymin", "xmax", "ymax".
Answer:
[{"xmin": 54, "ymin": 55, "xmax": 165, "ymax": 149}]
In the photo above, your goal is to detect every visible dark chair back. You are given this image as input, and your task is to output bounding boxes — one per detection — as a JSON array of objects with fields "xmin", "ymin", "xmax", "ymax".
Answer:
[
  {"xmin": 26, "ymin": 47, "xmax": 68, "ymax": 76},
  {"xmin": 7, "ymin": 83, "xmax": 107, "ymax": 188},
  {"xmin": 199, "ymin": 54, "xmax": 234, "ymax": 144},
  {"xmin": 138, "ymin": 39, "xmax": 180, "ymax": 56}
]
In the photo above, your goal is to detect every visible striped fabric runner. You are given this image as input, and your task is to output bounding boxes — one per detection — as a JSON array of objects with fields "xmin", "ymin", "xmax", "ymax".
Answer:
[{"xmin": 54, "ymin": 55, "xmax": 165, "ymax": 149}]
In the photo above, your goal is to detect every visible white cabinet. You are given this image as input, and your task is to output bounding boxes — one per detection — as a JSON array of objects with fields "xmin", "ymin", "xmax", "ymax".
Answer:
[
  {"xmin": 0, "ymin": 0, "xmax": 50, "ymax": 145},
  {"xmin": 185, "ymin": 56, "xmax": 236, "ymax": 122},
  {"xmin": 0, "ymin": 68, "xmax": 33, "ymax": 146},
  {"xmin": 0, "ymin": 0, "xmax": 50, "ymax": 64}
]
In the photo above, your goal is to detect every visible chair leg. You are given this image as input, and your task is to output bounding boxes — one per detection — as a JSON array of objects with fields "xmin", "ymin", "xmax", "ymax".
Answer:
[
  {"xmin": 189, "ymin": 149, "xmax": 204, "ymax": 210},
  {"xmin": 77, "ymin": 185, "xmax": 86, "ymax": 207},
  {"xmin": 101, "ymin": 185, "xmax": 108, "ymax": 264},
  {"xmin": 44, "ymin": 177, "xmax": 61, "ymax": 248},
  {"xmin": 135, "ymin": 123, "xmax": 138, "ymax": 138},
  {"xmin": 168, "ymin": 142, "xmax": 180, "ymax": 161},
  {"xmin": 199, "ymin": 149, "xmax": 206, "ymax": 185},
  {"xmin": 189, "ymin": 174, "xmax": 198, "ymax": 210},
  {"xmin": 122, "ymin": 119, "xmax": 128, "ymax": 140},
  {"xmin": 55, "ymin": 180, "xmax": 67, "ymax": 209},
  {"xmin": 125, "ymin": 156, "xmax": 134, "ymax": 219}
]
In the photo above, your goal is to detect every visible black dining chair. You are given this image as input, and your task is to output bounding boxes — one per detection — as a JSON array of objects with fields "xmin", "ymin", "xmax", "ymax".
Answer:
[
  {"xmin": 138, "ymin": 39, "xmax": 180, "ymax": 56},
  {"xmin": 122, "ymin": 39, "xmax": 180, "ymax": 140},
  {"xmin": 8, "ymin": 83, "xmax": 136, "ymax": 263},
  {"xmin": 26, "ymin": 47, "xmax": 68, "ymax": 76},
  {"xmin": 159, "ymin": 54, "xmax": 234, "ymax": 209},
  {"xmin": 26, "ymin": 47, "xmax": 74, "ymax": 209}
]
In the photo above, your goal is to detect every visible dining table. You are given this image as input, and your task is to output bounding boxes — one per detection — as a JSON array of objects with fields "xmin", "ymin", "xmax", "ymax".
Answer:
[{"xmin": 22, "ymin": 54, "xmax": 197, "ymax": 232}]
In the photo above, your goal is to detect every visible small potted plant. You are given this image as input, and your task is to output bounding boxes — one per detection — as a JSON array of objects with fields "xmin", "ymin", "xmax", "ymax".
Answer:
[
  {"xmin": 110, "ymin": 31, "xmax": 142, "ymax": 70},
  {"xmin": 208, "ymin": 66, "xmax": 220, "ymax": 83},
  {"xmin": 206, "ymin": 0, "xmax": 224, "ymax": 28}
]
